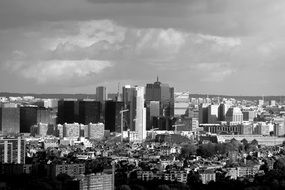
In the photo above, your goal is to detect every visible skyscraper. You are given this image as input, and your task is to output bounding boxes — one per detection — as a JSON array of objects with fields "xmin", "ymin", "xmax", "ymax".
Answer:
[
  {"xmin": 135, "ymin": 86, "xmax": 146, "ymax": 141},
  {"xmin": 145, "ymin": 78, "xmax": 174, "ymax": 130},
  {"xmin": 122, "ymin": 85, "xmax": 136, "ymax": 131},
  {"xmin": 96, "ymin": 86, "xmax": 106, "ymax": 103},
  {"xmin": 57, "ymin": 99, "xmax": 77, "ymax": 124},
  {"xmin": 20, "ymin": 106, "xmax": 38, "ymax": 133},
  {"xmin": 104, "ymin": 101, "xmax": 124, "ymax": 132},
  {"xmin": 208, "ymin": 104, "xmax": 219, "ymax": 124},
  {"xmin": 78, "ymin": 100, "xmax": 101, "ymax": 125},
  {"xmin": 0, "ymin": 107, "xmax": 20, "ymax": 134}
]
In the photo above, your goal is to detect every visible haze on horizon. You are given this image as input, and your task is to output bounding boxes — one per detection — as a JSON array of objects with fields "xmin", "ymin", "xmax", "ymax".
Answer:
[{"xmin": 0, "ymin": 0, "xmax": 284, "ymax": 96}]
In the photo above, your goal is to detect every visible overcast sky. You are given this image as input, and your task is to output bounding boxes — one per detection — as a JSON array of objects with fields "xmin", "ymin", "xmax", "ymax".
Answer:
[{"xmin": 0, "ymin": 0, "xmax": 285, "ymax": 95}]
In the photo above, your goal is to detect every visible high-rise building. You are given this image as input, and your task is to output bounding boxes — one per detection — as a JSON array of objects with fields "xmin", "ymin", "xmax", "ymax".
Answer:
[
  {"xmin": 96, "ymin": 86, "xmax": 106, "ymax": 103},
  {"xmin": 122, "ymin": 85, "xmax": 136, "ymax": 131},
  {"xmin": 148, "ymin": 101, "xmax": 160, "ymax": 130},
  {"xmin": 37, "ymin": 107, "xmax": 54, "ymax": 124},
  {"xmin": 57, "ymin": 99, "xmax": 77, "ymax": 124},
  {"xmin": 135, "ymin": 86, "xmax": 146, "ymax": 141},
  {"xmin": 242, "ymin": 110, "xmax": 255, "ymax": 122},
  {"xmin": 78, "ymin": 100, "xmax": 101, "ymax": 125},
  {"xmin": 274, "ymin": 117, "xmax": 285, "ymax": 136},
  {"xmin": 20, "ymin": 106, "xmax": 37, "ymax": 133},
  {"xmin": 145, "ymin": 78, "xmax": 174, "ymax": 130},
  {"xmin": 208, "ymin": 104, "xmax": 219, "ymax": 124},
  {"xmin": 0, "ymin": 107, "xmax": 20, "ymax": 134},
  {"xmin": 199, "ymin": 104, "xmax": 209, "ymax": 124},
  {"xmin": 218, "ymin": 103, "xmax": 230, "ymax": 121},
  {"xmin": 0, "ymin": 137, "xmax": 26, "ymax": 164},
  {"xmin": 104, "ymin": 101, "xmax": 124, "ymax": 132},
  {"xmin": 226, "ymin": 107, "xmax": 243, "ymax": 124}
]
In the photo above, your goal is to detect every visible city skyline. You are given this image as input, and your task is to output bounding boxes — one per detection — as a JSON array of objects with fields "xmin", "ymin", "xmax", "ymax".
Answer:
[{"xmin": 0, "ymin": 0, "xmax": 285, "ymax": 95}]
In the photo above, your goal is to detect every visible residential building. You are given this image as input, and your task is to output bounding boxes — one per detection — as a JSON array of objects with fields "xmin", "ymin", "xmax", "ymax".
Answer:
[{"xmin": 0, "ymin": 137, "xmax": 25, "ymax": 164}]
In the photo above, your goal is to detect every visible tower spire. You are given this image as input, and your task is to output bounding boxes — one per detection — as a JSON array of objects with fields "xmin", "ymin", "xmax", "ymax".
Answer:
[{"xmin": 157, "ymin": 75, "xmax": 159, "ymax": 82}]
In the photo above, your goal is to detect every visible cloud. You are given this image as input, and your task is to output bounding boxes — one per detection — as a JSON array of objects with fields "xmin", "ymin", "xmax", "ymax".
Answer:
[
  {"xmin": 194, "ymin": 62, "xmax": 235, "ymax": 82},
  {"xmin": 6, "ymin": 59, "xmax": 112, "ymax": 84},
  {"xmin": 3, "ymin": 19, "xmax": 244, "ymax": 86}
]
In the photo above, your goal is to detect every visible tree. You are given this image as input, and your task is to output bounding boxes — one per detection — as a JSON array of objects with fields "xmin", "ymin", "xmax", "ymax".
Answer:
[
  {"xmin": 180, "ymin": 144, "xmax": 197, "ymax": 158},
  {"xmin": 273, "ymin": 157, "xmax": 285, "ymax": 173}
]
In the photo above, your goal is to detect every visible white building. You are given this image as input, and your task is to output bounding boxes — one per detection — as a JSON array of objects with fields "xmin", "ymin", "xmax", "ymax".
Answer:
[{"xmin": 135, "ymin": 86, "xmax": 146, "ymax": 142}]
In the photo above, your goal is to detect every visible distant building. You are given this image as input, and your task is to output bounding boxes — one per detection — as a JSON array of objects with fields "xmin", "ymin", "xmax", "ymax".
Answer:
[
  {"xmin": 274, "ymin": 117, "xmax": 285, "ymax": 136},
  {"xmin": 145, "ymin": 78, "xmax": 174, "ymax": 129},
  {"xmin": 47, "ymin": 163, "xmax": 85, "ymax": 178},
  {"xmin": 78, "ymin": 100, "xmax": 101, "ymax": 125},
  {"xmin": 135, "ymin": 86, "xmax": 146, "ymax": 141},
  {"xmin": 208, "ymin": 104, "xmax": 219, "ymax": 124},
  {"xmin": 241, "ymin": 124, "xmax": 253, "ymax": 135},
  {"xmin": 63, "ymin": 123, "xmax": 80, "ymax": 138},
  {"xmin": 78, "ymin": 172, "xmax": 114, "ymax": 190},
  {"xmin": 0, "ymin": 137, "xmax": 26, "ymax": 164},
  {"xmin": 270, "ymin": 100, "xmax": 276, "ymax": 107},
  {"xmin": 104, "ymin": 101, "xmax": 124, "ymax": 132},
  {"xmin": 218, "ymin": 103, "xmax": 230, "ymax": 121},
  {"xmin": 226, "ymin": 107, "xmax": 243, "ymax": 124},
  {"xmin": 242, "ymin": 110, "xmax": 255, "ymax": 122},
  {"xmin": 96, "ymin": 86, "xmax": 106, "ymax": 103},
  {"xmin": 0, "ymin": 107, "xmax": 20, "ymax": 134},
  {"xmin": 199, "ymin": 104, "xmax": 209, "ymax": 124},
  {"xmin": 84, "ymin": 123, "xmax": 105, "ymax": 140},
  {"xmin": 57, "ymin": 99, "xmax": 78, "ymax": 124}
]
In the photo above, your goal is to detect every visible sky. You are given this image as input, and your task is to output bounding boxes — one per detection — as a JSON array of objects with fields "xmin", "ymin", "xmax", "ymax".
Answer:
[{"xmin": 0, "ymin": 0, "xmax": 285, "ymax": 95}]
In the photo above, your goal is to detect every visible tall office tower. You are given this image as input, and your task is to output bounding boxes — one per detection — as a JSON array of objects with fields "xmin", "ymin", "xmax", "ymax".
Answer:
[
  {"xmin": 226, "ymin": 107, "xmax": 243, "ymax": 124},
  {"xmin": 78, "ymin": 100, "xmax": 101, "ymax": 125},
  {"xmin": 274, "ymin": 117, "xmax": 285, "ymax": 136},
  {"xmin": 218, "ymin": 103, "xmax": 230, "ymax": 121},
  {"xmin": 0, "ymin": 107, "xmax": 20, "ymax": 134},
  {"xmin": 145, "ymin": 78, "xmax": 174, "ymax": 130},
  {"xmin": 135, "ymin": 86, "xmax": 146, "ymax": 141},
  {"xmin": 57, "ymin": 99, "xmax": 77, "ymax": 124},
  {"xmin": 37, "ymin": 107, "xmax": 54, "ymax": 124},
  {"xmin": 96, "ymin": 86, "xmax": 106, "ymax": 103},
  {"xmin": 104, "ymin": 101, "xmax": 124, "ymax": 132},
  {"xmin": 208, "ymin": 104, "xmax": 219, "ymax": 124},
  {"xmin": 199, "ymin": 103, "xmax": 209, "ymax": 124},
  {"xmin": 148, "ymin": 101, "xmax": 160, "ymax": 130},
  {"xmin": 20, "ymin": 106, "xmax": 38, "ymax": 133},
  {"xmin": 0, "ymin": 137, "xmax": 26, "ymax": 164},
  {"xmin": 242, "ymin": 110, "xmax": 255, "ymax": 122},
  {"xmin": 63, "ymin": 123, "xmax": 80, "ymax": 138},
  {"xmin": 122, "ymin": 85, "xmax": 136, "ymax": 131}
]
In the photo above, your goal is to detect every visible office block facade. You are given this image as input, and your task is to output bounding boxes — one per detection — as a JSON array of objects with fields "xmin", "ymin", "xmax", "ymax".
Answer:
[
  {"xmin": 0, "ymin": 137, "xmax": 25, "ymax": 164},
  {"xmin": 20, "ymin": 106, "xmax": 38, "ymax": 133},
  {"xmin": 78, "ymin": 100, "xmax": 101, "ymax": 125},
  {"xmin": 0, "ymin": 107, "xmax": 20, "ymax": 134},
  {"xmin": 104, "ymin": 101, "xmax": 124, "ymax": 132}
]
